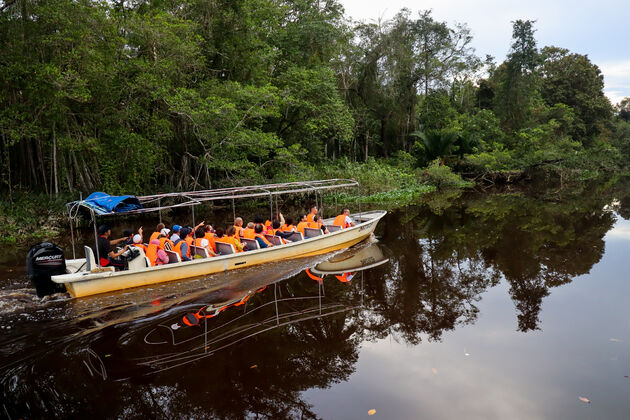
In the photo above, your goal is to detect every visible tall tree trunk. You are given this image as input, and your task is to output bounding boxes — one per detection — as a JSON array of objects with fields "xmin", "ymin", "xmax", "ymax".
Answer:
[
  {"xmin": 380, "ymin": 117, "xmax": 388, "ymax": 158},
  {"xmin": 36, "ymin": 138, "xmax": 49, "ymax": 194},
  {"xmin": 52, "ymin": 123, "xmax": 58, "ymax": 195}
]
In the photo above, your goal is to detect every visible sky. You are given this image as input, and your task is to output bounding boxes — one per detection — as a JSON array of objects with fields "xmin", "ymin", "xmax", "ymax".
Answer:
[{"xmin": 340, "ymin": 0, "xmax": 630, "ymax": 105}]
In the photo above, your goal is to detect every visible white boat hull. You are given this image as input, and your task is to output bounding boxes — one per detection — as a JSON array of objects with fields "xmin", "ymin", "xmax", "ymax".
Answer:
[{"xmin": 52, "ymin": 211, "xmax": 386, "ymax": 297}]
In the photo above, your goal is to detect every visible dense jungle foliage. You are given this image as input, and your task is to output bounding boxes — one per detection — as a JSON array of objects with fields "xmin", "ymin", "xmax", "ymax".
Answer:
[{"xmin": 1, "ymin": 0, "xmax": 629, "ymax": 199}]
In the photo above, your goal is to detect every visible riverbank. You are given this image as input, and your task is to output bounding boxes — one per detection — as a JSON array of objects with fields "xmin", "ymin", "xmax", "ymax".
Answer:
[{"xmin": 3, "ymin": 159, "xmax": 621, "ymax": 246}]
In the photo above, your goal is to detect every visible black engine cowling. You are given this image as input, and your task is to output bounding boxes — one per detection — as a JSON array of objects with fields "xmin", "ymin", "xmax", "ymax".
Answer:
[{"xmin": 26, "ymin": 242, "xmax": 68, "ymax": 297}]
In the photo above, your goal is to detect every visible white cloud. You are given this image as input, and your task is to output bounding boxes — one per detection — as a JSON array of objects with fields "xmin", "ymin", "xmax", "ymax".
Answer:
[{"xmin": 600, "ymin": 60, "xmax": 630, "ymax": 104}]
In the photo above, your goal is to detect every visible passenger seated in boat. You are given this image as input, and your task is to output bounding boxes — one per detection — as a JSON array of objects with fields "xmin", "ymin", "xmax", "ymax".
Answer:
[
  {"xmin": 333, "ymin": 208, "xmax": 355, "ymax": 228},
  {"xmin": 203, "ymin": 225, "xmax": 217, "ymax": 253},
  {"xmin": 242, "ymin": 222, "xmax": 256, "ymax": 239},
  {"xmin": 146, "ymin": 239, "xmax": 169, "ymax": 266},
  {"xmin": 172, "ymin": 228, "xmax": 191, "ymax": 261},
  {"xmin": 194, "ymin": 227, "xmax": 216, "ymax": 256},
  {"xmin": 234, "ymin": 217, "xmax": 244, "ymax": 237},
  {"xmin": 272, "ymin": 220, "xmax": 293, "ymax": 242},
  {"xmin": 281, "ymin": 216, "xmax": 296, "ymax": 232},
  {"xmin": 215, "ymin": 227, "xmax": 244, "ymax": 252},
  {"xmin": 96, "ymin": 224, "xmax": 130, "ymax": 269},
  {"xmin": 254, "ymin": 224, "xmax": 273, "ymax": 248},
  {"xmin": 306, "ymin": 206, "xmax": 318, "ymax": 223},
  {"xmin": 310, "ymin": 215, "xmax": 329, "ymax": 234},
  {"xmin": 159, "ymin": 228, "xmax": 174, "ymax": 251},
  {"xmin": 170, "ymin": 225, "xmax": 183, "ymax": 242},
  {"xmin": 296, "ymin": 214, "xmax": 309, "ymax": 235},
  {"xmin": 252, "ymin": 216, "xmax": 271, "ymax": 234},
  {"xmin": 226, "ymin": 226, "xmax": 244, "ymax": 252},
  {"xmin": 131, "ymin": 234, "xmax": 147, "ymax": 253},
  {"xmin": 184, "ymin": 227, "xmax": 194, "ymax": 249},
  {"xmin": 150, "ymin": 223, "xmax": 165, "ymax": 241}
]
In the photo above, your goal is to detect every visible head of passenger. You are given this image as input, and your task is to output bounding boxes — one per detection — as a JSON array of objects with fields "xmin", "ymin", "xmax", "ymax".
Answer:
[
  {"xmin": 246, "ymin": 222, "xmax": 255, "ymax": 229},
  {"xmin": 253, "ymin": 215, "xmax": 264, "ymax": 225},
  {"xmin": 160, "ymin": 228, "xmax": 171, "ymax": 238},
  {"xmin": 254, "ymin": 224, "xmax": 264, "ymax": 234},
  {"xmin": 272, "ymin": 220, "xmax": 281, "ymax": 229},
  {"xmin": 172, "ymin": 225, "xmax": 182, "ymax": 234},
  {"xmin": 204, "ymin": 225, "xmax": 213, "ymax": 233},
  {"xmin": 235, "ymin": 217, "xmax": 243, "ymax": 227},
  {"xmin": 195, "ymin": 227, "xmax": 205, "ymax": 238},
  {"xmin": 180, "ymin": 227, "xmax": 191, "ymax": 239},
  {"xmin": 123, "ymin": 229, "xmax": 133, "ymax": 240},
  {"xmin": 215, "ymin": 228, "xmax": 225, "ymax": 238},
  {"xmin": 299, "ymin": 214, "xmax": 307, "ymax": 222},
  {"xmin": 226, "ymin": 226, "xmax": 236, "ymax": 236},
  {"xmin": 285, "ymin": 217, "xmax": 294, "ymax": 226},
  {"xmin": 98, "ymin": 224, "xmax": 111, "ymax": 237},
  {"xmin": 344, "ymin": 208, "xmax": 350, "ymax": 216},
  {"xmin": 132, "ymin": 234, "xmax": 142, "ymax": 244},
  {"xmin": 156, "ymin": 222, "xmax": 165, "ymax": 232},
  {"xmin": 310, "ymin": 206, "xmax": 318, "ymax": 215}
]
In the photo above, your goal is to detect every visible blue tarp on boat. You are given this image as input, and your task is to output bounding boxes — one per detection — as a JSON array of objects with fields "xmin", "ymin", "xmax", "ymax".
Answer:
[{"xmin": 84, "ymin": 192, "xmax": 143, "ymax": 215}]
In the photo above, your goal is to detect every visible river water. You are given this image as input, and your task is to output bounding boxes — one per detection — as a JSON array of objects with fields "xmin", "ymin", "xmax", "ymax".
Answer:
[{"xmin": 1, "ymin": 179, "xmax": 630, "ymax": 419}]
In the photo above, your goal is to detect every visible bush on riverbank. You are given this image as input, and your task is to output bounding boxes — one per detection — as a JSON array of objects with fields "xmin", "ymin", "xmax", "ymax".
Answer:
[{"xmin": 0, "ymin": 194, "xmax": 69, "ymax": 245}]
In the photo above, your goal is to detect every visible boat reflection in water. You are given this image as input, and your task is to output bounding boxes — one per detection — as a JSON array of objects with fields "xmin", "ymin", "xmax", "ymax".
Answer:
[{"xmin": 86, "ymin": 241, "xmax": 390, "ymax": 379}]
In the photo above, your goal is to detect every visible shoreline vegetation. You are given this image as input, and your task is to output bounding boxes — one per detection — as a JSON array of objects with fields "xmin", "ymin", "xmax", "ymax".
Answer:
[{"xmin": 1, "ymin": 1, "xmax": 629, "ymax": 244}]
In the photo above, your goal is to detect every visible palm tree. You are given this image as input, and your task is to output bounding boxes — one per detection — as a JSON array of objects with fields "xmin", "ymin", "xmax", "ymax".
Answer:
[{"xmin": 411, "ymin": 129, "xmax": 458, "ymax": 164}]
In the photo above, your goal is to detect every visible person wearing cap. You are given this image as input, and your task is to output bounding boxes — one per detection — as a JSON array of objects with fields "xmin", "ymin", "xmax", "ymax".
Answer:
[
  {"xmin": 170, "ymin": 224, "xmax": 183, "ymax": 242},
  {"xmin": 96, "ymin": 224, "xmax": 130, "ymax": 269},
  {"xmin": 158, "ymin": 227, "xmax": 173, "ymax": 251},
  {"xmin": 172, "ymin": 227, "xmax": 191, "ymax": 261},
  {"xmin": 131, "ymin": 234, "xmax": 147, "ymax": 253}
]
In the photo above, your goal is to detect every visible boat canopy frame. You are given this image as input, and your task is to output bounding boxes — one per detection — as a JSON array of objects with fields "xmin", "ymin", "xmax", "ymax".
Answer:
[{"xmin": 65, "ymin": 179, "xmax": 361, "ymax": 264}]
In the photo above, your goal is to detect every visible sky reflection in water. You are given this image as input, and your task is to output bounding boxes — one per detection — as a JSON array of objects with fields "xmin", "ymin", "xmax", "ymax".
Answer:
[{"xmin": 2, "ymin": 180, "xmax": 630, "ymax": 419}]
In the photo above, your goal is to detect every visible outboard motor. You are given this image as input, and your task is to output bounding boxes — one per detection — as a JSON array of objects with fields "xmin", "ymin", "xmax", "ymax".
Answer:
[{"xmin": 26, "ymin": 242, "xmax": 67, "ymax": 297}]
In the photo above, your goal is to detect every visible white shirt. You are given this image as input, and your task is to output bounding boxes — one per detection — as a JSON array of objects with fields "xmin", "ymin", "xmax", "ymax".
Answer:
[{"xmin": 171, "ymin": 233, "xmax": 180, "ymax": 242}]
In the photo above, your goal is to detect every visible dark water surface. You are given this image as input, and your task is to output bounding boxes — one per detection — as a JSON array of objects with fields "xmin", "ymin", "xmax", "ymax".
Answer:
[{"xmin": 2, "ymin": 180, "xmax": 630, "ymax": 419}]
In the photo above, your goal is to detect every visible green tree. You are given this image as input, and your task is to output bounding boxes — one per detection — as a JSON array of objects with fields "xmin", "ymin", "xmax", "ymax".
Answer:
[
  {"xmin": 539, "ymin": 46, "xmax": 612, "ymax": 147},
  {"xmin": 493, "ymin": 20, "xmax": 541, "ymax": 132}
]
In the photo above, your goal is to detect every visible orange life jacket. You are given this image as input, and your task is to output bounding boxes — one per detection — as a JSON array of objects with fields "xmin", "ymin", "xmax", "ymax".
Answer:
[
  {"xmin": 234, "ymin": 225, "xmax": 243, "ymax": 237},
  {"xmin": 307, "ymin": 214, "xmax": 317, "ymax": 223},
  {"xmin": 133, "ymin": 243, "xmax": 147, "ymax": 253},
  {"xmin": 216, "ymin": 235, "xmax": 243, "ymax": 252},
  {"xmin": 195, "ymin": 237, "xmax": 208, "ymax": 250},
  {"xmin": 296, "ymin": 221, "xmax": 309, "ymax": 234},
  {"xmin": 281, "ymin": 224, "xmax": 295, "ymax": 232},
  {"xmin": 159, "ymin": 237, "xmax": 174, "ymax": 251},
  {"xmin": 204, "ymin": 232, "xmax": 216, "ymax": 252},
  {"xmin": 185, "ymin": 236, "xmax": 193, "ymax": 248},
  {"xmin": 231, "ymin": 235, "xmax": 243, "ymax": 251},
  {"xmin": 333, "ymin": 214, "xmax": 348, "ymax": 228},
  {"xmin": 308, "ymin": 221, "xmax": 320, "ymax": 229},
  {"xmin": 242, "ymin": 228, "xmax": 256, "ymax": 239},
  {"xmin": 149, "ymin": 232, "xmax": 160, "ymax": 241},
  {"xmin": 265, "ymin": 220, "xmax": 272, "ymax": 227},
  {"xmin": 255, "ymin": 233, "xmax": 272, "ymax": 246},
  {"xmin": 173, "ymin": 239, "xmax": 190, "ymax": 259},
  {"xmin": 146, "ymin": 242, "xmax": 162, "ymax": 266}
]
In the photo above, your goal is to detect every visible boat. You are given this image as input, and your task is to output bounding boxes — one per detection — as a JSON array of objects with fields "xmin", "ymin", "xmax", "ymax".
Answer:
[{"xmin": 26, "ymin": 180, "xmax": 386, "ymax": 298}]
